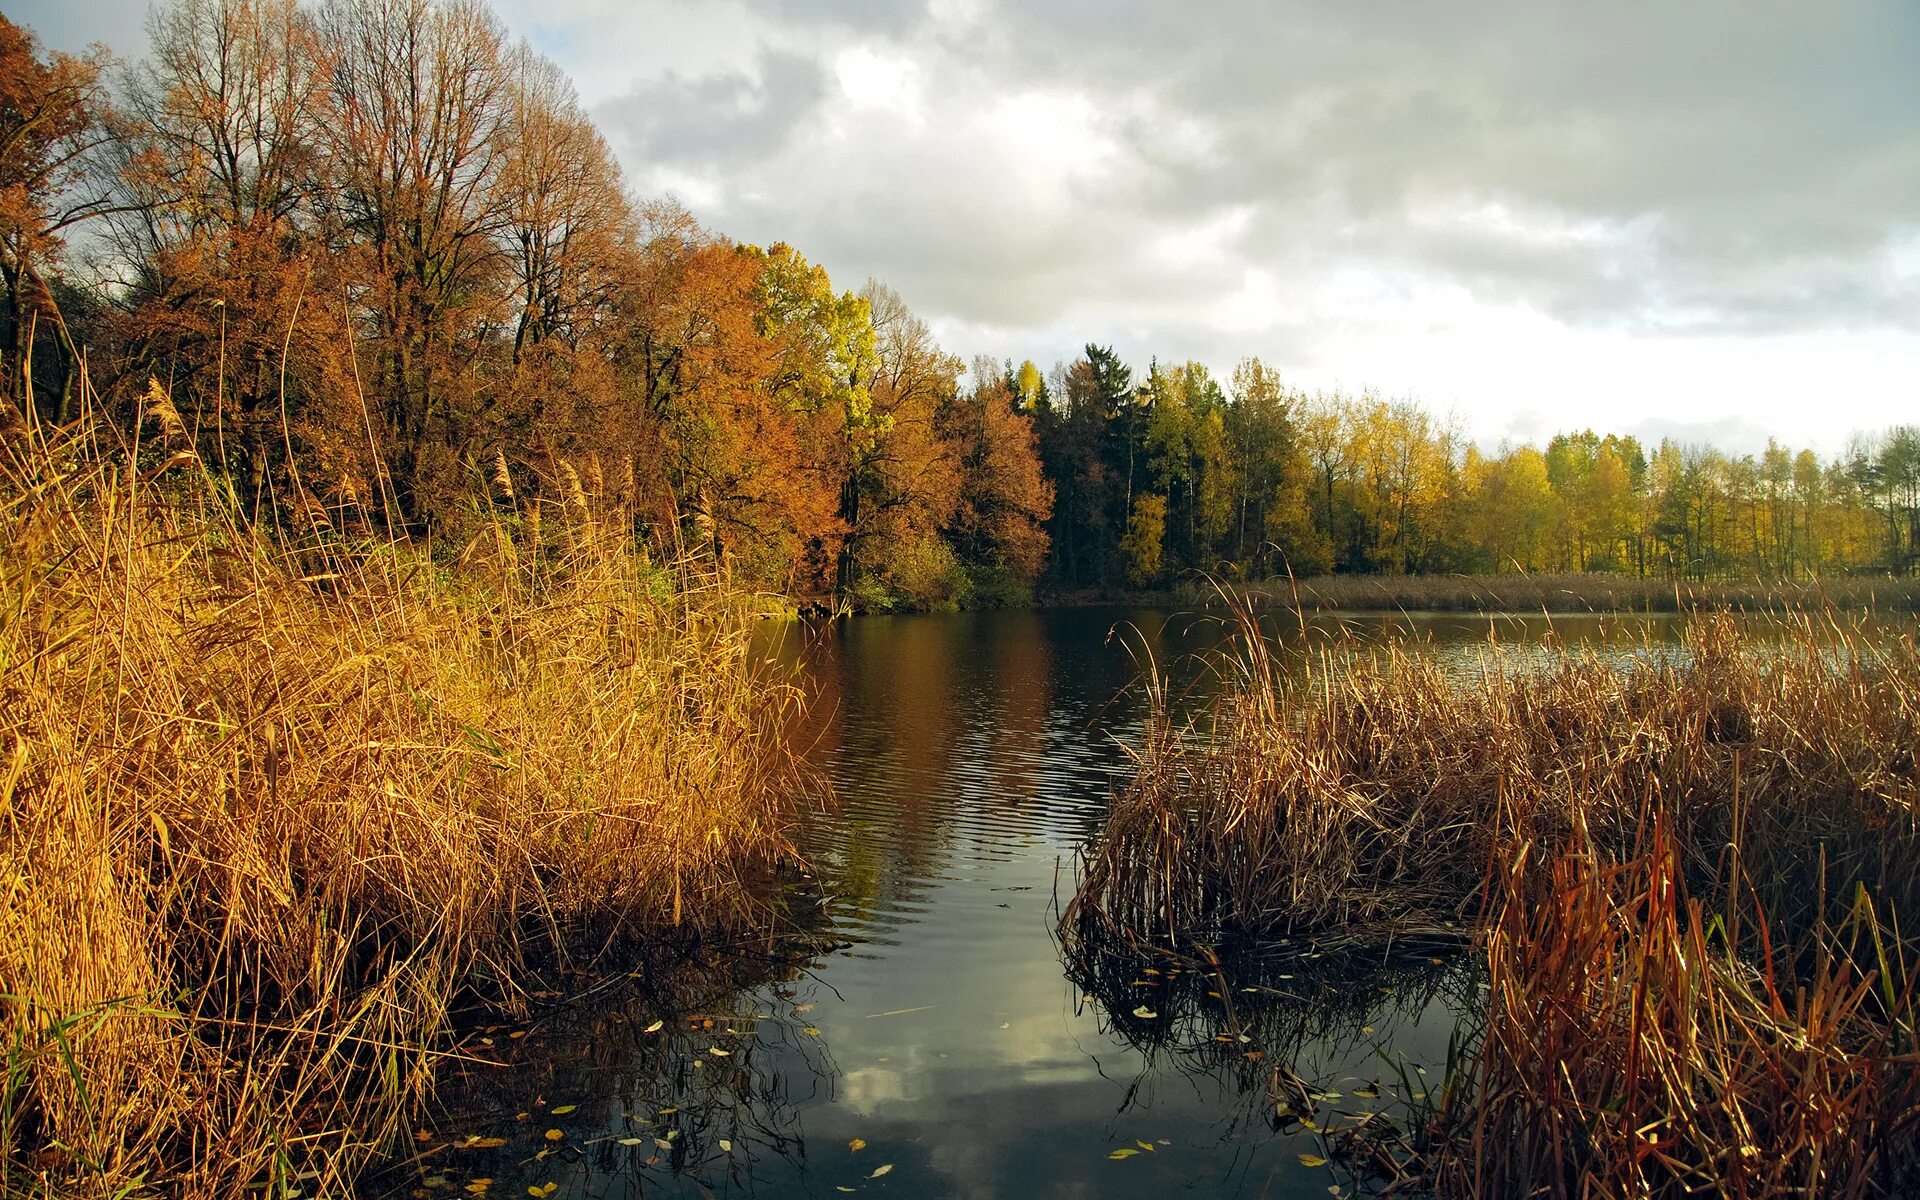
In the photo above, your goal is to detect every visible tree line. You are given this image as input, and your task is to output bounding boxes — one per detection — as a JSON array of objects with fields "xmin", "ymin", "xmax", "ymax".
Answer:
[
  {"xmin": 1012, "ymin": 348, "xmax": 1918, "ymax": 586},
  {"xmin": 4, "ymin": 1, "xmax": 1914, "ymax": 612}
]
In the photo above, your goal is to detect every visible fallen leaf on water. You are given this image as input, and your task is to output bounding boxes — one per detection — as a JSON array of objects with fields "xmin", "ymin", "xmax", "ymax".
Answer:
[
  {"xmin": 719, "ymin": 1139, "xmax": 733, "ymax": 1152},
  {"xmin": 459, "ymin": 1136, "xmax": 509, "ymax": 1149},
  {"xmin": 1298, "ymin": 1153, "xmax": 1328, "ymax": 1167},
  {"xmin": 998, "ymin": 1022, "xmax": 1010, "ymax": 1029},
  {"xmin": 654, "ymin": 1138, "xmax": 673, "ymax": 1151},
  {"xmin": 1157, "ymin": 1138, "xmax": 1172, "ymax": 1145},
  {"xmin": 849, "ymin": 1138, "xmax": 867, "ymax": 1152},
  {"xmin": 463, "ymin": 1182, "xmax": 491, "ymax": 1196},
  {"xmin": 617, "ymin": 1137, "xmax": 644, "ymax": 1146},
  {"xmin": 803, "ymin": 1026, "xmax": 821, "ymax": 1037},
  {"xmin": 795, "ymin": 1003, "xmax": 814, "ymax": 1013},
  {"xmin": 870, "ymin": 1164, "xmax": 893, "ymax": 1178},
  {"xmin": 526, "ymin": 1186, "xmax": 558, "ymax": 1199},
  {"xmin": 1108, "ymin": 1148, "xmax": 1139, "ymax": 1160},
  {"xmin": 658, "ymin": 1107, "xmax": 679, "ymax": 1115},
  {"xmin": 543, "ymin": 1129, "xmax": 564, "ymax": 1142},
  {"xmin": 1353, "ymin": 1088, "xmax": 1379, "ymax": 1099},
  {"xmin": 1131, "ymin": 1006, "xmax": 1157, "ymax": 1018},
  {"xmin": 508, "ymin": 1030, "xmax": 526, "ymax": 1040},
  {"xmin": 414, "ymin": 1129, "xmax": 435, "ymax": 1143},
  {"xmin": 835, "ymin": 1189, "xmax": 855, "ymax": 1194},
  {"xmin": 643, "ymin": 1019, "xmax": 664, "ymax": 1034},
  {"xmin": 1136, "ymin": 1140, "xmax": 1155, "ymax": 1151},
  {"xmin": 550, "ymin": 1105, "xmax": 577, "ymax": 1116}
]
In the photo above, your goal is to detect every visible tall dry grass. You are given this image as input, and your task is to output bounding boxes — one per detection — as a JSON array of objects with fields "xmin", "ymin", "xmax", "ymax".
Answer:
[
  {"xmin": 0, "ymin": 396, "xmax": 809, "ymax": 1197},
  {"xmin": 1066, "ymin": 599, "xmax": 1920, "ymax": 1195}
]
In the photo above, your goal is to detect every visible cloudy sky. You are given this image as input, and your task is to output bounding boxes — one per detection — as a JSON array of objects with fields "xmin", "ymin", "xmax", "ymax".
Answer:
[{"xmin": 26, "ymin": 0, "xmax": 1920, "ymax": 452}]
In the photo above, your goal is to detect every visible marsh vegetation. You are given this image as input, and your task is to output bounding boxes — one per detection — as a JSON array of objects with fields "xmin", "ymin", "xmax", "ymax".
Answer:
[
  {"xmin": 0, "ymin": 402, "xmax": 810, "ymax": 1196},
  {"xmin": 1067, "ymin": 602, "xmax": 1920, "ymax": 1196}
]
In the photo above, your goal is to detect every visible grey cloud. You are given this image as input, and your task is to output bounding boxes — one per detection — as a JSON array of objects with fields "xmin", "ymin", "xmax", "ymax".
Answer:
[
  {"xmin": 594, "ymin": 50, "xmax": 831, "ymax": 172},
  {"xmin": 972, "ymin": 0, "xmax": 1920, "ymax": 334}
]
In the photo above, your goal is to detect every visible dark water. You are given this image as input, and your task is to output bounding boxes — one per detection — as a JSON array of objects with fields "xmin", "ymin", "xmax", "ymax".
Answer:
[{"xmin": 411, "ymin": 608, "xmax": 1720, "ymax": 1200}]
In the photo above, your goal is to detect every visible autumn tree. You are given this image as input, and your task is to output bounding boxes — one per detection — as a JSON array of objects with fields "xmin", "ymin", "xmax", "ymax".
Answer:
[
  {"xmin": 323, "ymin": 0, "xmax": 513, "ymax": 523},
  {"xmin": 103, "ymin": 0, "xmax": 353, "ymax": 508},
  {"xmin": 0, "ymin": 15, "xmax": 111, "ymax": 419}
]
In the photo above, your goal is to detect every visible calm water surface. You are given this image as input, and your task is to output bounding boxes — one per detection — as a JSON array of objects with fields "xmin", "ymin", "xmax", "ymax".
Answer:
[{"xmin": 419, "ymin": 608, "xmax": 1725, "ymax": 1199}]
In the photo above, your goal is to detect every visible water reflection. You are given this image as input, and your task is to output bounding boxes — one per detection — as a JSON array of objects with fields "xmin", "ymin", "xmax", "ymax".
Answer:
[{"xmin": 403, "ymin": 607, "xmax": 1786, "ymax": 1199}]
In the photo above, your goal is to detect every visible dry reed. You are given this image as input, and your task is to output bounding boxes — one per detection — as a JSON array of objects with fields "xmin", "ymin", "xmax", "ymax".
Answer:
[
  {"xmin": 0, "ymin": 400, "xmax": 809, "ymax": 1197},
  {"xmin": 1215, "ymin": 571, "xmax": 1920, "ymax": 615},
  {"xmin": 1066, "ymin": 597, "xmax": 1920, "ymax": 1195}
]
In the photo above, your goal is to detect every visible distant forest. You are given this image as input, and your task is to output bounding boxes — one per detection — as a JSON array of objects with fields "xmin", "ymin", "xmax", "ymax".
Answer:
[{"xmin": 5, "ymin": 1, "xmax": 1918, "ymax": 611}]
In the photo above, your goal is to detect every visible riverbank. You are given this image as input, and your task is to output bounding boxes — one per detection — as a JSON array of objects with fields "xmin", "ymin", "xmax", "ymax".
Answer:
[
  {"xmin": 1065, "ymin": 606, "xmax": 1920, "ymax": 1195},
  {"xmin": 0, "ymin": 414, "xmax": 811, "ymax": 1197},
  {"xmin": 1041, "ymin": 571, "xmax": 1920, "ymax": 614}
]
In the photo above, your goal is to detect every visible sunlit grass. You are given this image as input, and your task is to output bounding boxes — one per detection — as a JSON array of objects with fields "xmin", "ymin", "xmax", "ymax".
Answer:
[{"xmin": 0, "ymin": 398, "xmax": 810, "ymax": 1197}]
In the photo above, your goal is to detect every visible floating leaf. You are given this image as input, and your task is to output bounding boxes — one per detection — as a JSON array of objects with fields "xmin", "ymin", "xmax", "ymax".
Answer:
[
  {"xmin": 835, "ymin": 1189, "xmax": 855, "ymax": 1194},
  {"xmin": 795, "ymin": 1003, "xmax": 814, "ymax": 1013},
  {"xmin": 550, "ymin": 1105, "xmax": 577, "ymax": 1116},
  {"xmin": 654, "ymin": 1138, "xmax": 674, "ymax": 1151},
  {"xmin": 803, "ymin": 1026, "xmax": 822, "ymax": 1037},
  {"xmin": 526, "ymin": 1186, "xmax": 558, "ymax": 1198},
  {"xmin": 1136, "ymin": 1140, "xmax": 1154, "ymax": 1151},
  {"xmin": 869, "ymin": 1164, "xmax": 893, "ymax": 1178},
  {"xmin": 1131, "ymin": 1006, "xmax": 1157, "ymax": 1018},
  {"xmin": 643, "ymin": 1019, "xmax": 664, "ymax": 1034},
  {"xmin": 849, "ymin": 1138, "xmax": 867, "ymax": 1152},
  {"xmin": 719, "ymin": 1138, "xmax": 733, "ymax": 1153},
  {"xmin": 544, "ymin": 1129, "xmax": 564, "ymax": 1142},
  {"xmin": 709, "ymin": 1047, "xmax": 731, "ymax": 1057},
  {"xmin": 1108, "ymin": 1148, "xmax": 1140, "ymax": 1160},
  {"xmin": 459, "ymin": 1136, "xmax": 509, "ymax": 1149},
  {"xmin": 617, "ymin": 1137, "xmax": 644, "ymax": 1146},
  {"xmin": 1298, "ymin": 1153, "xmax": 1328, "ymax": 1167}
]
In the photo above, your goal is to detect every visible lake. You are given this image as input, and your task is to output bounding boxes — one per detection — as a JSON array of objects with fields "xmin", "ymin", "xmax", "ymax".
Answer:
[{"xmin": 412, "ymin": 607, "xmax": 1767, "ymax": 1199}]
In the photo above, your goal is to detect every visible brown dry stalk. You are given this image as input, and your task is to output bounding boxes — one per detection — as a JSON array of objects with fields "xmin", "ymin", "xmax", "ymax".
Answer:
[
  {"xmin": 1068, "ymin": 597, "xmax": 1920, "ymax": 1195},
  {"xmin": 1, "ymin": 406, "xmax": 810, "ymax": 1197}
]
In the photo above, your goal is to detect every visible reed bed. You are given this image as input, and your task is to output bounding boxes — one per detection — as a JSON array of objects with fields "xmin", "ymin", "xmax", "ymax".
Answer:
[
  {"xmin": 1066, "ymin": 600, "xmax": 1920, "ymax": 1195},
  {"xmin": 1219, "ymin": 571, "xmax": 1920, "ymax": 614},
  {"xmin": 1428, "ymin": 819, "xmax": 1920, "ymax": 1198},
  {"xmin": 0, "ymin": 405, "xmax": 810, "ymax": 1197}
]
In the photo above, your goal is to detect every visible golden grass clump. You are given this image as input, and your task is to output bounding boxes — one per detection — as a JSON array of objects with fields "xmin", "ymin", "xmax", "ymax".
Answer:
[
  {"xmin": 1435, "ymin": 820, "xmax": 1919, "ymax": 1197},
  {"xmin": 1066, "ymin": 600, "xmax": 1920, "ymax": 1195},
  {"xmin": 1069, "ymin": 606, "xmax": 1920, "ymax": 944},
  {"xmin": 0, "ymin": 409, "xmax": 808, "ymax": 1197}
]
